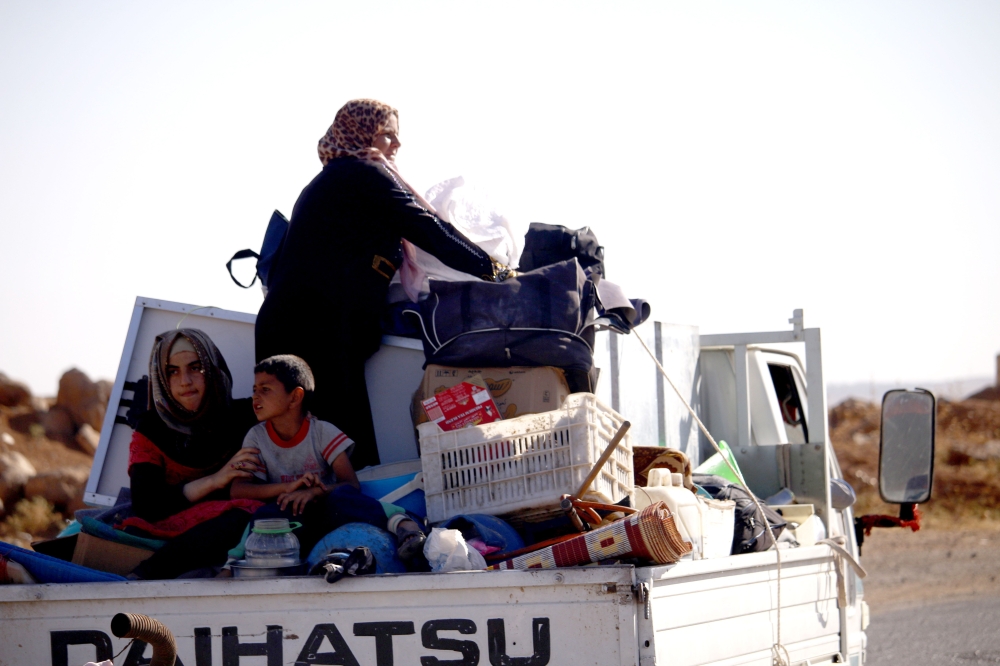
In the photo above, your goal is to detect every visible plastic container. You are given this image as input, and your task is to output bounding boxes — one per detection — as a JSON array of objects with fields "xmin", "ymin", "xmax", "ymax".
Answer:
[
  {"xmin": 244, "ymin": 519, "xmax": 301, "ymax": 567},
  {"xmin": 418, "ymin": 393, "xmax": 634, "ymax": 523},
  {"xmin": 230, "ymin": 560, "xmax": 302, "ymax": 578},
  {"xmin": 772, "ymin": 504, "xmax": 821, "ymax": 547},
  {"xmin": 635, "ymin": 469, "xmax": 702, "ymax": 557},
  {"xmin": 356, "ymin": 459, "xmax": 427, "ymax": 517},
  {"xmin": 699, "ymin": 497, "xmax": 736, "ymax": 558},
  {"xmin": 634, "ymin": 470, "xmax": 735, "ymax": 560},
  {"xmin": 693, "ymin": 440, "xmax": 745, "ymax": 485}
]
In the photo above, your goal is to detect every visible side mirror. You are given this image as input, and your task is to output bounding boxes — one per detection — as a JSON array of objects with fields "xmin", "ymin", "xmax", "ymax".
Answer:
[{"xmin": 878, "ymin": 389, "xmax": 936, "ymax": 504}]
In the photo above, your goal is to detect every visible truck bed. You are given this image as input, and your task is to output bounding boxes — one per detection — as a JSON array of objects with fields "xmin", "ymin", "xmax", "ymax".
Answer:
[
  {"xmin": 0, "ymin": 566, "xmax": 638, "ymax": 666},
  {"xmin": 0, "ymin": 546, "xmax": 858, "ymax": 666}
]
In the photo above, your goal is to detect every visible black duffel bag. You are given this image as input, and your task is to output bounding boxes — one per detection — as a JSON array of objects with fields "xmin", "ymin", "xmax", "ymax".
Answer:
[
  {"xmin": 404, "ymin": 258, "xmax": 597, "ymax": 373},
  {"xmin": 519, "ymin": 223, "xmax": 605, "ymax": 278}
]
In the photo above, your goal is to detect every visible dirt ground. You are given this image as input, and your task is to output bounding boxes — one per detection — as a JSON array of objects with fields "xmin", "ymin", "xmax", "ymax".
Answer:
[{"xmin": 859, "ymin": 525, "xmax": 1000, "ymax": 612}]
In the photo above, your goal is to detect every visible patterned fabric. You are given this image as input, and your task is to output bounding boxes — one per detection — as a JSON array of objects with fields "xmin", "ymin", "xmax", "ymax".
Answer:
[
  {"xmin": 118, "ymin": 499, "xmax": 262, "ymax": 539},
  {"xmin": 148, "ymin": 328, "xmax": 234, "ymax": 436},
  {"xmin": 318, "ymin": 99, "xmax": 398, "ymax": 165},
  {"xmin": 488, "ymin": 503, "xmax": 691, "ymax": 570},
  {"xmin": 634, "ymin": 446, "xmax": 694, "ymax": 491}
]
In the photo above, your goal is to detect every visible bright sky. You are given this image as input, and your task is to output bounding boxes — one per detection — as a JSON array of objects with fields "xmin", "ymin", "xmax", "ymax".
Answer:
[{"xmin": 1, "ymin": 1, "xmax": 998, "ymax": 396}]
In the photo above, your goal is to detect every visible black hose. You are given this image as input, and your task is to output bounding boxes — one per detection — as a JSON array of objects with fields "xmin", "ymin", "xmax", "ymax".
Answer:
[{"xmin": 110, "ymin": 613, "xmax": 177, "ymax": 666}]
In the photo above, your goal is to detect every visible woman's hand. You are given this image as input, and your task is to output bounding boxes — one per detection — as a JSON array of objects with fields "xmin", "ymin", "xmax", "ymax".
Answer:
[
  {"xmin": 218, "ymin": 448, "xmax": 263, "ymax": 486},
  {"xmin": 183, "ymin": 448, "xmax": 262, "ymax": 503},
  {"xmin": 277, "ymin": 486, "xmax": 325, "ymax": 516}
]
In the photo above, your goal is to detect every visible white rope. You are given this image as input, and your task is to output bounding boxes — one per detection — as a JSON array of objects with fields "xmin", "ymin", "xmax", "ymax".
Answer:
[
  {"xmin": 174, "ymin": 305, "xmax": 220, "ymax": 330},
  {"xmin": 633, "ymin": 332, "xmax": 790, "ymax": 666}
]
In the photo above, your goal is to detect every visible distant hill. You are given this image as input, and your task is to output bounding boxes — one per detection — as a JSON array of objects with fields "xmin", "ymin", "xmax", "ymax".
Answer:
[{"xmin": 827, "ymin": 376, "xmax": 994, "ymax": 406}]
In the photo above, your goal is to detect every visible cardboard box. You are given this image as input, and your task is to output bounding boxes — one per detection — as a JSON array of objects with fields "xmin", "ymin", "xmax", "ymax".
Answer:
[
  {"xmin": 420, "ymin": 376, "xmax": 502, "ymax": 431},
  {"xmin": 772, "ymin": 504, "xmax": 818, "ymax": 547},
  {"xmin": 71, "ymin": 532, "xmax": 154, "ymax": 576},
  {"xmin": 414, "ymin": 366, "xmax": 571, "ymax": 426}
]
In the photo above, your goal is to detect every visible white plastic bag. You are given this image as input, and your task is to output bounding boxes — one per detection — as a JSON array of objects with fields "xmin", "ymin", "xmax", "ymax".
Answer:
[
  {"xmin": 426, "ymin": 176, "xmax": 524, "ymax": 268},
  {"xmin": 423, "ymin": 527, "xmax": 488, "ymax": 573},
  {"xmin": 393, "ymin": 176, "xmax": 527, "ymax": 300}
]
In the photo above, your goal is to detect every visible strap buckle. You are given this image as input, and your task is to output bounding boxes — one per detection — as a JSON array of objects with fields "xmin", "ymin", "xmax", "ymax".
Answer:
[{"xmin": 372, "ymin": 255, "xmax": 397, "ymax": 280}]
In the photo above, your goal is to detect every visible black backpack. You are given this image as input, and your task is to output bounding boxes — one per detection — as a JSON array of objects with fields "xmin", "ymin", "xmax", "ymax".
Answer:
[
  {"xmin": 226, "ymin": 210, "xmax": 290, "ymax": 293},
  {"xmin": 693, "ymin": 474, "xmax": 787, "ymax": 554},
  {"xmin": 519, "ymin": 223, "xmax": 605, "ymax": 278}
]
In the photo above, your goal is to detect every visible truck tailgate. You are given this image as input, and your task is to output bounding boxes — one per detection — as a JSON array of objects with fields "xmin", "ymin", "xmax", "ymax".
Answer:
[
  {"xmin": 0, "ymin": 566, "xmax": 638, "ymax": 666},
  {"xmin": 637, "ymin": 546, "xmax": 844, "ymax": 665}
]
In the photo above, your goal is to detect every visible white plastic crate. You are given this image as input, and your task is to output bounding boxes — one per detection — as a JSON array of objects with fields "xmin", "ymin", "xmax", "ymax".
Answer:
[{"xmin": 418, "ymin": 393, "xmax": 634, "ymax": 523}]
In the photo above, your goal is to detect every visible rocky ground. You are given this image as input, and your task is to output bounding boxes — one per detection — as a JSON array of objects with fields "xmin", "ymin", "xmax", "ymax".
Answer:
[
  {"xmin": 831, "ymin": 396, "xmax": 1000, "ymax": 523},
  {"xmin": 0, "ymin": 370, "xmax": 108, "ymax": 548}
]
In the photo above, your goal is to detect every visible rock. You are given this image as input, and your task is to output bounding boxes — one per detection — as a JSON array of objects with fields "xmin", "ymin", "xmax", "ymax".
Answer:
[
  {"xmin": 75, "ymin": 423, "xmax": 101, "ymax": 456},
  {"xmin": 7, "ymin": 410, "xmax": 41, "ymax": 434},
  {"xmin": 0, "ymin": 451, "xmax": 37, "ymax": 508},
  {"xmin": 96, "ymin": 379, "xmax": 113, "ymax": 405},
  {"xmin": 56, "ymin": 368, "xmax": 108, "ymax": 432},
  {"xmin": 24, "ymin": 466, "xmax": 90, "ymax": 513},
  {"xmin": 0, "ymin": 372, "xmax": 31, "ymax": 408},
  {"xmin": 41, "ymin": 405, "xmax": 76, "ymax": 445},
  {"xmin": 30, "ymin": 396, "xmax": 55, "ymax": 412}
]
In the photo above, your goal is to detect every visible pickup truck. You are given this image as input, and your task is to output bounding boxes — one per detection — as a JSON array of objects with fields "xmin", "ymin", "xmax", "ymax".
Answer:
[{"xmin": 0, "ymin": 299, "xmax": 934, "ymax": 666}]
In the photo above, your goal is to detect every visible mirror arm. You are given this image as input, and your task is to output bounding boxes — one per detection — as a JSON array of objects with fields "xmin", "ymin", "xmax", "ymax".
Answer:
[{"xmin": 855, "ymin": 505, "xmax": 923, "ymax": 555}]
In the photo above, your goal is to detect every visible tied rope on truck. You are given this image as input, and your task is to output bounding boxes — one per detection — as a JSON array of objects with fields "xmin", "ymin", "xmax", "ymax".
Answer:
[{"xmin": 631, "ymin": 332, "xmax": 861, "ymax": 666}]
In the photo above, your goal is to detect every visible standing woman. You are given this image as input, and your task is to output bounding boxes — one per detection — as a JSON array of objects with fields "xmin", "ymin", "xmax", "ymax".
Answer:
[
  {"xmin": 256, "ymin": 99, "xmax": 506, "ymax": 470},
  {"xmin": 122, "ymin": 329, "xmax": 263, "ymax": 579}
]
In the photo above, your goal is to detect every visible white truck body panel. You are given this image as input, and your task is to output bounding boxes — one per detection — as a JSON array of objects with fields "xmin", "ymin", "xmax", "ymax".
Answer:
[
  {"xmin": 593, "ymin": 323, "xmax": 701, "ymax": 464},
  {"xmin": 638, "ymin": 547, "xmax": 846, "ymax": 666},
  {"xmin": 0, "ymin": 567, "xmax": 638, "ymax": 666}
]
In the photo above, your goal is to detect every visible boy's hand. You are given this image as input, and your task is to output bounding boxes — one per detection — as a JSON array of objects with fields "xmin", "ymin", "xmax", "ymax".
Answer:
[
  {"xmin": 285, "ymin": 473, "xmax": 322, "ymax": 494},
  {"xmin": 300, "ymin": 472, "xmax": 322, "ymax": 488},
  {"xmin": 277, "ymin": 486, "xmax": 324, "ymax": 516}
]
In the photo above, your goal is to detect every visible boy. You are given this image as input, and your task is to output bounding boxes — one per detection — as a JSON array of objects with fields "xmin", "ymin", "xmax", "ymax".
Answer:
[{"xmin": 232, "ymin": 355, "xmax": 425, "ymax": 560}]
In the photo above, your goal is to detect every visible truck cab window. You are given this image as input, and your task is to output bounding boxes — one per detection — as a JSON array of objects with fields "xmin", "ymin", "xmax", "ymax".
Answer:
[{"xmin": 768, "ymin": 364, "xmax": 808, "ymax": 444}]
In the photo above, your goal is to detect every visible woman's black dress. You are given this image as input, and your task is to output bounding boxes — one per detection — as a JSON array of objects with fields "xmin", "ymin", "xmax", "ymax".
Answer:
[{"xmin": 255, "ymin": 157, "xmax": 492, "ymax": 469}]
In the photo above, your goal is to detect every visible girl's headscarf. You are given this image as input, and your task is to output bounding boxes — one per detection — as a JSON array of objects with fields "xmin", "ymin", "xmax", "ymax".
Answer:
[
  {"xmin": 148, "ymin": 328, "xmax": 233, "ymax": 436},
  {"xmin": 317, "ymin": 99, "xmax": 398, "ymax": 165}
]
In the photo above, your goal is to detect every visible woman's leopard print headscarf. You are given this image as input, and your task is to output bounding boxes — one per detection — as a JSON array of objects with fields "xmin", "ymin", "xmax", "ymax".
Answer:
[{"xmin": 318, "ymin": 99, "xmax": 398, "ymax": 166}]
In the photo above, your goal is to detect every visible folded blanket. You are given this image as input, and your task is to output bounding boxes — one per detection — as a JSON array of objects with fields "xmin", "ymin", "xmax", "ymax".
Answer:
[
  {"xmin": 80, "ymin": 516, "xmax": 166, "ymax": 551},
  {"xmin": 117, "ymin": 499, "xmax": 263, "ymax": 539}
]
